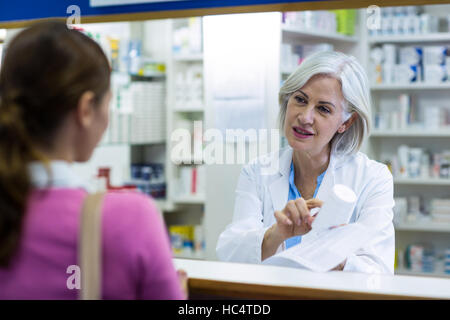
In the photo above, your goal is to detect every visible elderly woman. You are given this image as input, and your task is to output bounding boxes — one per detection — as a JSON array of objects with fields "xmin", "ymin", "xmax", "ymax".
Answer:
[{"xmin": 216, "ymin": 51, "xmax": 395, "ymax": 274}]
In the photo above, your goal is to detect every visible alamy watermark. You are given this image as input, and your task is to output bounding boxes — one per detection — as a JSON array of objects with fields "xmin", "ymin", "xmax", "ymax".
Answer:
[
  {"xmin": 66, "ymin": 265, "xmax": 81, "ymax": 290},
  {"xmin": 366, "ymin": 5, "xmax": 381, "ymax": 31},
  {"xmin": 170, "ymin": 121, "xmax": 281, "ymax": 175},
  {"xmin": 66, "ymin": 5, "xmax": 81, "ymax": 27}
]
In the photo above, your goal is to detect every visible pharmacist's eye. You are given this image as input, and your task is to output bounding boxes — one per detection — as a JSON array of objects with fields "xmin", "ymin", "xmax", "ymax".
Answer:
[
  {"xmin": 294, "ymin": 96, "xmax": 306, "ymax": 104},
  {"xmin": 318, "ymin": 106, "xmax": 331, "ymax": 114}
]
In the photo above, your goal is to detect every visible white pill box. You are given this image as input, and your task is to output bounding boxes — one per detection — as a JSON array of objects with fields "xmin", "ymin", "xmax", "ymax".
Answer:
[{"xmin": 311, "ymin": 184, "xmax": 357, "ymax": 231}]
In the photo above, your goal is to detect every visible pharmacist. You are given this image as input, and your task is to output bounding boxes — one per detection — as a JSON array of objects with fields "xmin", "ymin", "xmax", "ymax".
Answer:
[{"xmin": 216, "ymin": 51, "xmax": 395, "ymax": 274}]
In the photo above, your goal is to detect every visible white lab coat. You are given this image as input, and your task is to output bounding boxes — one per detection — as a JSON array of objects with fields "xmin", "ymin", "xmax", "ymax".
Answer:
[{"xmin": 216, "ymin": 146, "xmax": 395, "ymax": 274}]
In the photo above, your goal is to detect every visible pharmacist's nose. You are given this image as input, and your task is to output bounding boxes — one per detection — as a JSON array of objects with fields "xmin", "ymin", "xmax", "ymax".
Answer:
[{"xmin": 297, "ymin": 106, "xmax": 314, "ymax": 125}]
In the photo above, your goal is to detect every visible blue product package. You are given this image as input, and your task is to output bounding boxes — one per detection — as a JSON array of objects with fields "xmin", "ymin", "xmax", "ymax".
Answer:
[
  {"xmin": 141, "ymin": 165, "xmax": 152, "ymax": 181},
  {"xmin": 128, "ymin": 40, "xmax": 141, "ymax": 74},
  {"xmin": 131, "ymin": 164, "xmax": 142, "ymax": 180},
  {"xmin": 410, "ymin": 64, "xmax": 419, "ymax": 82}
]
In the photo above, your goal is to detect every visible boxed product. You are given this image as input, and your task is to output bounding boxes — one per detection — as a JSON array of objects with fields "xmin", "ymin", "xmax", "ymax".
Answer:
[
  {"xmin": 424, "ymin": 64, "xmax": 446, "ymax": 83},
  {"xmin": 394, "ymin": 64, "xmax": 420, "ymax": 83}
]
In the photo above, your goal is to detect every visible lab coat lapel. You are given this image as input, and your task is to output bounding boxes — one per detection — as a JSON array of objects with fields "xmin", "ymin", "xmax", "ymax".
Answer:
[
  {"xmin": 314, "ymin": 153, "xmax": 337, "ymax": 204},
  {"xmin": 302, "ymin": 152, "xmax": 342, "ymax": 243},
  {"xmin": 268, "ymin": 147, "xmax": 292, "ymax": 212}
]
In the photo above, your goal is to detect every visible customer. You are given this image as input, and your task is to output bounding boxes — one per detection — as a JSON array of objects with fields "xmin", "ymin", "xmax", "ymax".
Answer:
[{"xmin": 0, "ymin": 20, "xmax": 185, "ymax": 299}]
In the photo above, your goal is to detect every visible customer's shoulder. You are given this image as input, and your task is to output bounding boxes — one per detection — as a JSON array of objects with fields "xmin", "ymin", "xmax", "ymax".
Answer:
[
  {"xmin": 101, "ymin": 191, "xmax": 165, "ymax": 254},
  {"xmin": 103, "ymin": 190, "xmax": 159, "ymax": 220}
]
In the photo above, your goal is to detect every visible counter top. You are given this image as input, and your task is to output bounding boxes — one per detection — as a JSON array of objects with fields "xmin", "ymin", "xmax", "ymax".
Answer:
[{"xmin": 174, "ymin": 258, "xmax": 450, "ymax": 299}]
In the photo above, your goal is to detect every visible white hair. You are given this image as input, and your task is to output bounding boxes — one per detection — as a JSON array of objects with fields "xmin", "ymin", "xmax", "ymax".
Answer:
[{"xmin": 279, "ymin": 51, "xmax": 372, "ymax": 156}]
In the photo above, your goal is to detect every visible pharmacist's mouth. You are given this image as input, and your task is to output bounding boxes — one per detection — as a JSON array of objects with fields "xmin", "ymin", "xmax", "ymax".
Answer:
[{"xmin": 293, "ymin": 126, "xmax": 314, "ymax": 135}]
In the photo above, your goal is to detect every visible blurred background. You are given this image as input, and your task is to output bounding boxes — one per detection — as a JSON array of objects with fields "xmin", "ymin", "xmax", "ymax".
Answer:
[{"xmin": 2, "ymin": 3, "xmax": 450, "ymax": 278}]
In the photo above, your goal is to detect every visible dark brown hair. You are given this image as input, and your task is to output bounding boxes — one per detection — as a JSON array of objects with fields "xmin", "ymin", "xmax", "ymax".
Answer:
[{"xmin": 0, "ymin": 20, "xmax": 111, "ymax": 267}]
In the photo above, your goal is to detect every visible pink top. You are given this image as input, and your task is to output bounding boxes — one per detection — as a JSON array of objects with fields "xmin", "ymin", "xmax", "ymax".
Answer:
[{"xmin": 0, "ymin": 164, "xmax": 184, "ymax": 300}]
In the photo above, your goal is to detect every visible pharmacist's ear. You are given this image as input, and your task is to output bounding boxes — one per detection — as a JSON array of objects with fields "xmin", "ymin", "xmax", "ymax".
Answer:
[
  {"xmin": 337, "ymin": 113, "xmax": 357, "ymax": 134},
  {"xmin": 75, "ymin": 91, "xmax": 96, "ymax": 128}
]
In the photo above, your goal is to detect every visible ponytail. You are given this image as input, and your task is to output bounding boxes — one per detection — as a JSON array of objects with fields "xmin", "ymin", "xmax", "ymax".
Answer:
[{"xmin": 0, "ymin": 99, "xmax": 47, "ymax": 266}]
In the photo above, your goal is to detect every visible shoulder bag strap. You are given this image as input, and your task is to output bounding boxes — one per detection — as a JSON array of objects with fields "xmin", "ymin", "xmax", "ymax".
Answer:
[{"xmin": 79, "ymin": 191, "xmax": 106, "ymax": 300}]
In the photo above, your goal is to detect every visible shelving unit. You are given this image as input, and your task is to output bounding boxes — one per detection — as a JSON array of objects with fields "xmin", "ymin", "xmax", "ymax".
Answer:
[
  {"xmin": 281, "ymin": 24, "xmax": 358, "ymax": 44},
  {"xmin": 371, "ymin": 83, "xmax": 450, "ymax": 90},
  {"xmin": 396, "ymin": 267, "xmax": 450, "ymax": 278},
  {"xmin": 280, "ymin": 19, "xmax": 362, "ymax": 81},
  {"xmin": 364, "ymin": 5, "xmax": 450, "ymax": 278},
  {"xmin": 369, "ymin": 33, "xmax": 450, "ymax": 44},
  {"xmin": 371, "ymin": 130, "xmax": 450, "ymax": 137},
  {"xmin": 173, "ymin": 53, "xmax": 203, "ymax": 61},
  {"xmin": 394, "ymin": 178, "xmax": 450, "ymax": 186},
  {"xmin": 173, "ymin": 194, "xmax": 205, "ymax": 204},
  {"xmin": 396, "ymin": 221, "xmax": 450, "ymax": 232},
  {"xmin": 164, "ymin": 17, "xmax": 206, "ymax": 260}
]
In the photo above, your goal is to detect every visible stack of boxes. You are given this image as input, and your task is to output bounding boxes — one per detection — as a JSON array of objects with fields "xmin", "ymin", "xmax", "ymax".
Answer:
[
  {"xmin": 405, "ymin": 244, "xmax": 435, "ymax": 273},
  {"xmin": 280, "ymin": 43, "xmax": 334, "ymax": 75},
  {"xmin": 371, "ymin": 44, "xmax": 450, "ymax": 85},
  {"xmin": 431, "ymin": 199, "xmax": 450, "ymax": 223},
  {"xmin": 169, "ymin": 225, "xmax": 205, "ymax": 257},
  {"xmin": 130, "ymin": 81, "xmax": 166, "ymax": 144},
  {"xmin": 177, "ymin": 165, "xmax": 206, "ymax": 199},
  {"xmin": 383, "ymin": 147, "xmax": 450, "ymax": 180},
  {"xmin": 174, "ymin": 64, "xmax": 203, "ymax": 110},
  {"xmin": 282, "ymin": 11, "xmax": 338, "ymax": 34},
  {"xmin": 445, "ymin": 249, "xmax": 450, "ymax": 274},
  {"xmin": 369, "ymin": 6, "xmax": 439, "ymax": 36},
  {"xmin": 172, "ymin": 17, "xmax": 202, "ymax": 55},
  {"xmin": 130, "ymin": 163, "xmax": 166, "ymax": 199}
]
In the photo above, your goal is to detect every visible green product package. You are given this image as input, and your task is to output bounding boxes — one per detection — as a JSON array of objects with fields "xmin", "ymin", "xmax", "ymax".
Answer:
[{"xmin": 332, "ymin": 9, "xmax": 356, "ymax": 36}]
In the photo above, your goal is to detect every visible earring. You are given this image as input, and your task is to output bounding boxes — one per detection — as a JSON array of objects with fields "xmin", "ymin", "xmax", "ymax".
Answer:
[{"xmin": 338, "ymin": 126, "xmax": 345, "ymax": 133}]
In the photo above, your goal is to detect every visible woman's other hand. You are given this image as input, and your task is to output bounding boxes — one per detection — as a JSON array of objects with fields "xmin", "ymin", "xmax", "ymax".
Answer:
[
  {"xmin": 331, "ymin": 259, "xmax": 347, "ymax": 271},
  {"xmin": 177, "ymin": 269, "xmax": 188, "ymax": 299}
]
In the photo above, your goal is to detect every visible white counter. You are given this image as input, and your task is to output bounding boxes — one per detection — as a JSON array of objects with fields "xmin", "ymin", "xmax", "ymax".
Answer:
[{"xmin": 174, "ymin": 258, "xmax": 450, "ymax": 299}]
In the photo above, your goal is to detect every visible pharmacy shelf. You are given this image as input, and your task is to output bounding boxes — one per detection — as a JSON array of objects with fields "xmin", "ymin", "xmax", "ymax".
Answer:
[
  {"xmin": 173, "ymin": 53, "xmax": 203, "ymax": 62},
  {"xmin": 394, "ymin": 178, "xmax": 450, "ymax": 186},
  {"xmin": 172, "ymin": 157, "xmax": 204, "ymax": 165},
  {"xmin": 130, "ymin": 140, "xmax": 166, "ymax": 146},
  {"xmin": 130, "ymin": 73, "xmax": 166, "ymax": 79},
  {"xmin": 395, "ymin": 222, "xmax": 450, "ymax": 233},
  {"xmin": 173, "ymin": 105, "xmax": 204, "ymax": 112},
  {"xmin": 154, "ymin": 199, "xmax": 175, "ymax": 212},
  {"xmin": 173, "ymin": 251, "xmax": 205, "ymax": 260},
  {"xmin": 173, "ymin": 194, "xmax": 205, "ymax": 204},
  {"xmin": 369, "ymin": 33, "xmax": 450, "ymax": 44},
  {"xmin": 396, "ymin": 268, "xmax": 450, "ymax": 278},
  {"xmin": 371, "ymin": 83, "xmax": 450, "ymax": 91},
  {"xmin": 281, "ymin": 24, "xmax": 358, "ymax": 44},
  {"xmin": 112, "ymin": 70, "xmax": 165, "ymax": 79},
  {"xmin": 371, "ymin": 130, "xmax": 450, "ymax": 137}
]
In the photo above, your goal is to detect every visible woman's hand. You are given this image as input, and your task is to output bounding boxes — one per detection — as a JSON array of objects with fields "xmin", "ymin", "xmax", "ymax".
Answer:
[
  {"xmin": 273, "ymin": 198, "xmax": 323, "ymax": 241},
  {"xmin": 262, "ymin": 198, "xmax": 323, "ymax": 261},
  {"xmin": 177, "ymin": 269, "xmax": 188, "ymax": 299}
]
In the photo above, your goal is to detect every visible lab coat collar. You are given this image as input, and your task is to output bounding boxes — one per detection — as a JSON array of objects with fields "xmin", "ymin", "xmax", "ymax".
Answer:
[
  {"xmin": 277, "ymin": 145, "xmax": 346, "ymax": 177},
  {"xmin": 28, "ymin": 160, "xmax": 90, "ymax": 190},
  {"xmin": 269, "ymin": 146, "xmax": 346, "ymax": 213}
]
